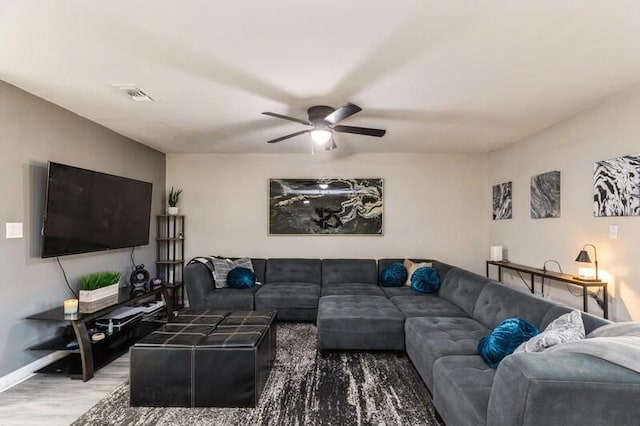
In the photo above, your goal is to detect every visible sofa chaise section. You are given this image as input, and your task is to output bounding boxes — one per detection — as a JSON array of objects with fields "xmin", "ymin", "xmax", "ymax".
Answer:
[{"xmin": 254, "ymin": 258, "xmax": 321, "ymax": 321}]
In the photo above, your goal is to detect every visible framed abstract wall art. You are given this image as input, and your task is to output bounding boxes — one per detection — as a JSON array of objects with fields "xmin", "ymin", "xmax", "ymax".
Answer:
[
  {"xmin": 492, "ymin": 181, "xmax": 512, "ymax": 220},
  {"xmin": 269, "ymin": 178, "xmax": 383, "ymax": 235},
  {"xmin": 593, "ymin": 154, "xmax": 640, "ymax": 217},
  {"xmin": 531, "ymin": 170, "xmax": 561, "ymax": 218}
]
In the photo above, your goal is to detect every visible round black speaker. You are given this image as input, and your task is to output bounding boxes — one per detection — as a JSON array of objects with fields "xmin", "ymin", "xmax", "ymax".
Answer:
[{"xmin": 130, "ymin": 264, "xmax": 150, "ymax": 294}]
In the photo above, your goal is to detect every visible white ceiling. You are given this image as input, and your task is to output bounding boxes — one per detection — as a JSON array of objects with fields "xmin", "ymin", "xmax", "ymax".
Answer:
[{"xmin": 2, "ymin": 1, "xmax": 640, "ymax": 154}]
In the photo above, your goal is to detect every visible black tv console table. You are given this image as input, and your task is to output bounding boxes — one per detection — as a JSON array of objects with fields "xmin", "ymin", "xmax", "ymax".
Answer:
[
  {"xmin": 486, "ymin": 260, "xmax": 608, "ymax": 319},
  {"xmin": 27, "ymin": 286, "xmax": 175, "ymax": 381}
]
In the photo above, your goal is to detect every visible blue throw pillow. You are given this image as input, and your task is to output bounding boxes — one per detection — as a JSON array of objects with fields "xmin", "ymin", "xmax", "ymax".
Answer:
[
  {"xmin": 478, "ymin": 318, "xmax": 540, "ymax": 369},
  {"xmin": 379, "ymin": 263, "xmax": 408, "ymax": 287},
  {"xmin": 410, "ymin": 267, "xmax": 440, "ymax": 293},
  {"xmin": 227, "ymin": 267, "xmax": 256, "ymax": 289}
]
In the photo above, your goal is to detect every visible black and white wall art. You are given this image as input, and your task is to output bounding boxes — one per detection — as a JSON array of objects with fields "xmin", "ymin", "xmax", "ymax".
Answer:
[
  {"xmin": 531, "ymin": 170, "xmax": 561, "ymax": 218},
  {"xmin": 593, "ymin": 154, "xmax": 640, "ymax": 217},
  {"xmin": 492, "ymin": 181, "xmax": 512, "ymax": 220},
  {"xmin": 269, "ymin": 178, "xmax": 383, "ymax": 235}
]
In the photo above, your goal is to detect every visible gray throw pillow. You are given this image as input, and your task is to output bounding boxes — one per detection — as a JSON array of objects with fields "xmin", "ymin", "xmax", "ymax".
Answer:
[
  {"xmin": 514, "ymin": 310, "xmax": 585, "ymax": 353},
  {"xmin": 211, "ymin": 257, "xmax": 254, "ymax": 289},
  {"xmin": 587, "ymin": 322, "xmax": 640, "ymax": 338}
]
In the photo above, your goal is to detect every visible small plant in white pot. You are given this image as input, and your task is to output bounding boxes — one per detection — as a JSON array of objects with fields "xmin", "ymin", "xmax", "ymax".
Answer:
[
  {"xmin": 168, "ymin": 187, "xmax": 183, "ymax": 215},
  {"xmin": 78, "ymin": 271, "xmax": 122, "ymax": 313}
]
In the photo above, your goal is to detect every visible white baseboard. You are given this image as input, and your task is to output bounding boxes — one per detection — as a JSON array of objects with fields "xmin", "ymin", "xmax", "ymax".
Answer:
[{"xmin": 0, "ymin": 351, "xmax": 67, "ymax": 393}]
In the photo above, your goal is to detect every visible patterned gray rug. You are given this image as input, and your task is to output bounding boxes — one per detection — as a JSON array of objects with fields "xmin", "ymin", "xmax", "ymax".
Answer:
[{"xmin": 73, "ymin": 323, "xmax": 442, "ymax": 426}]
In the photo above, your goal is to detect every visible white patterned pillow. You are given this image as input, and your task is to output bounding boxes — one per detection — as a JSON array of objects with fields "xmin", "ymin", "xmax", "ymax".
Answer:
[
  {"xmin": 514, "ymin": 310, "xmax": 585, "ymax": 353},
  {"xmin": 211, "ymin": 257, "xmax": 254, "ymax": 289}
]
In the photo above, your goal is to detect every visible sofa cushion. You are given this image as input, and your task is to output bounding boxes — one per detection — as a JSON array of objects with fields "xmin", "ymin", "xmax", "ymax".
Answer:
[
  {"xmin": 227, "ymin": 267, "xmax": 256, "ymax": 289},
  {"xmin": 203, "ymin": 286, "xmax": 258, "ymax": 311},
  {"xmin": 403, "ymin": 259, "xmax": 433, "ymax": 285},
  {"xmin": 317, "ymin": 295, "xmax": 405, "ymax": 350},
  {"xmin": 472, "ymin": 282, "xmax": 557, "ymax": 329},
  {"xmin": 433, "ymin": 355, "xmax": 495, "ymax": 426},
  {"xmin": 478, "ymin": 318, "xmax": 540, "ymax": 369},
  {"xmin": 382, "ymin": 286, "xmax": 428, "ymax": 298},
  {"xmin": 255, "ymin": 282, "xmax": 320, "ymax": 310},
  {"xmin": 541, "ymin": 305, "xmax": 609, "ymax": 334},
  {"xmin": 439, "ymin": 268, "xmax": 492, "ymax": 317},
  {"xmin": 321, "ymin": 259, "xmax": 377, "ymax": 285},
  {"xmin": 265, "ymin": 258, "xmax": 321, "ymax": 285},
  {"xmin": 379, "ymin": 263, "xmax": 408, "ymax": 287},
  {"xmin": 321, "ymin": 283, "xmax": 385, "ymax": 297},
  {"xmin": 515, "ymin": 309, "xmax": 585, "ymax": 354},
  {"xmin": 391, "ymin": 295, "xmax": 467, "ymax": 318},
  {"xmin": 410, "ymin": 267, "xmax": 440, "ymax": 293},
  {"xmin": 405, "ymin": 316, "xmax": 490, "ymax": 389}
]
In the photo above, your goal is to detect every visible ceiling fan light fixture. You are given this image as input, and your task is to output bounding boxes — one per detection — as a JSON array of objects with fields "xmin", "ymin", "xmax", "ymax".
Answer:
[{"xmin": 310, "ymin": 129, "xmax": 332, "ymax": 145}]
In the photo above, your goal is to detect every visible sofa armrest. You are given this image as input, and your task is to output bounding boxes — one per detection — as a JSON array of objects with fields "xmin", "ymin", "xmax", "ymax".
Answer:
[
  {"xmin": 487, "ymin": 352, "xmax": 640, "ymax": 426},
  {"xmin": 184, "ymin": 262, "xmax": 214, "ymax": 309}
]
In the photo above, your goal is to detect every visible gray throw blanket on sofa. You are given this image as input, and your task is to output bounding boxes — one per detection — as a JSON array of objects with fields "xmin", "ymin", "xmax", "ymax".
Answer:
[{"xmin": 545, "ymin": 336, "xmax": 640, "ymax": 373}]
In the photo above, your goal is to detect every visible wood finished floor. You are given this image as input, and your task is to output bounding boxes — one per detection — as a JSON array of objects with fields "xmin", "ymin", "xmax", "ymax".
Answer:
[{"xmin": 0, "ymin": 353, "xmax": 129, "ymax": 426}]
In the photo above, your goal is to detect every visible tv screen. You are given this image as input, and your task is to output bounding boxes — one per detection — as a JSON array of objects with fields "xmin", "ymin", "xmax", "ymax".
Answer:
[{"xmin": 41, "ymin": 162, "xmax": 153, "ymax": 258}]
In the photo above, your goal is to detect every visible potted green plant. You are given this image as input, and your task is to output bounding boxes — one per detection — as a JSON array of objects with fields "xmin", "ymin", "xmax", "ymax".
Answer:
[
  {"xmin": 78, "ymin": 271, "xmax": 122, "ymax": 313},
  {"xmin": 168, "ymin": 187, "xmax": 183, "ymax": 215}
]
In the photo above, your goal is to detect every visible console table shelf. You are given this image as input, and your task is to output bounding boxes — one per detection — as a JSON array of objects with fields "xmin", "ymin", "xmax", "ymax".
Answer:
[
  {"xmin": 27, "ymin": 286, "xmax": 173, "ymax": 381},
  {"xmin": 486, "ymin": 260, "xmax": 608, "ymax": 319}
]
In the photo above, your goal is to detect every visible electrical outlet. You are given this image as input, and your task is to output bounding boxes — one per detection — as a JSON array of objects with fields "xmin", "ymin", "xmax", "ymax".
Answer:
[
  {"xmin": 6, "ymin": 222, "xmax": 23, "ymax": 239},
  {"xmin": 609, "ymin": 224, "xmax": 618, "ymax": 239}
]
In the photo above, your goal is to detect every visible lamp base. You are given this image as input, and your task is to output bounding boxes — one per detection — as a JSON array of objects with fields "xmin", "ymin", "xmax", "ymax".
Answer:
[{"xmin": 572, "ymin": 276, "xmax": 602, "ymax": 282}]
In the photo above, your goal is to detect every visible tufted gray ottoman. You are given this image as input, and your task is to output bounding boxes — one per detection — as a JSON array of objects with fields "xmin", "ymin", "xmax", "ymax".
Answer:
[{"xmin": 317, "ymin": 295, "xmax": 405, "ymax": 350}]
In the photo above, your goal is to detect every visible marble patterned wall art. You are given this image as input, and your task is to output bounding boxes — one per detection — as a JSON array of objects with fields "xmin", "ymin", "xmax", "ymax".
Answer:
[
  {"xmin": 530, "ymin": 170, "xmax": 561, "ymax": 218},
  {"xmin": 593, "ymin": 154, "xmax": 640, "ymax": 217},
  {"xmin": 269, "ymin": 178, "xmax": 383, "ymax": 235},
  {"xmin": 492, "ymin": 181, "xmax": 512, "ymax": 220}
]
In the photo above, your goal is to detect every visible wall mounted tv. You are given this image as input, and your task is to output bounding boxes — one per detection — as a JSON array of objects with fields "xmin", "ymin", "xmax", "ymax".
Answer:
[{"xmin": 41, "ymin": 162, "xmax": 153, "ymax": 258}]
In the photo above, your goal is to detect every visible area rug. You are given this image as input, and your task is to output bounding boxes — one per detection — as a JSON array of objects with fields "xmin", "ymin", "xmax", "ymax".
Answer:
[{"xmin": 73, "ymin": 323, "xmax": 442, "ymax": 426}]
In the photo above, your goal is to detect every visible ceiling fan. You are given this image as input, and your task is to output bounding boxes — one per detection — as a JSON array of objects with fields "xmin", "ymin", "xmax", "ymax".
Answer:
[{"xmin": 262, "ymin": 103, "xmax": 386, "ymax": 150}]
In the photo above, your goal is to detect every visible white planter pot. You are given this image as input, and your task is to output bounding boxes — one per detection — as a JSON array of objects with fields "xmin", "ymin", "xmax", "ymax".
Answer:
[
  {"xmin": 79, "ymin": 282, "xmax": 120, "ymax": 313},
  {"xmin": 167, "ymin": 207, "xmax": 179, "ymax": 215}
]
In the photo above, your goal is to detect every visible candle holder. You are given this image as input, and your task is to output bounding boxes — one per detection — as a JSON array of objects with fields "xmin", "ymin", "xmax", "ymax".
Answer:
[{"xmin": 63, "ymin": 298, "xmax": 79, "ymax": 319}]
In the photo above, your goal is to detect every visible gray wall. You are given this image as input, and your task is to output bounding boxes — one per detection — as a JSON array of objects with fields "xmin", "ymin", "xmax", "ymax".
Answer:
[
  {"xmin": 167, "ymin": 152, "xmax": 489, "ymax": 274},
  {"xmin": 0, "ymin": 81, "xmax": 165, "ymax": 377},
  {"xmin": 488, "ymin": 86, "xmax": 640, "ymax": 321}
]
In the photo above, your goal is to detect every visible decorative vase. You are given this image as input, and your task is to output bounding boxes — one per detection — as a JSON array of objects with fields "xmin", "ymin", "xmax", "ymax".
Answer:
[
  {"xmin": 167, "ymin": 207, "xmax": 179, "ymax": 215},
  {"xmin": 79, "ymin": 282, "xmax": 120, "ymax": 313}
]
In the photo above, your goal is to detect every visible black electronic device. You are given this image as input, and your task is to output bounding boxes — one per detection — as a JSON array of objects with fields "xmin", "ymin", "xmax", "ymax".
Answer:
[
  {"xmin": 41, "ymin": 162, "xmax": 153, "ymax": 258},
  {"xmin": 130, "ymin": 264, "xmax": 150, "ymax": 296}
]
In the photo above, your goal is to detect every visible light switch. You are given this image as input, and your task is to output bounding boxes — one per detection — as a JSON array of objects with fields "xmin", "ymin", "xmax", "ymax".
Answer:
[
  {"xmin": 6, "ymin": 222, "xmax": 23, "ymax": 239},
  {"xmin": 609, "ymin": 224, "xmax": 618, "ymax": 240}
]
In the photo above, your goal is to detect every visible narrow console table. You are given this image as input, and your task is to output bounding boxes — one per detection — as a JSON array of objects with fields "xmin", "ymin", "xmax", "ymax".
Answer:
[
  {"xmin": 27, "ymin": 286, "xmax": 175, "ymax": 381},
  {"xmin": 486, "ymin": 260, "xmax": 608, "ymax": 319}
]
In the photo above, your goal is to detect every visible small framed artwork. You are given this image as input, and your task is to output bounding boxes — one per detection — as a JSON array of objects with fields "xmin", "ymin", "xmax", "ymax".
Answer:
[
  {"xmin": 492, "ymin": 181, "xmax": 512, "ymax": 220},
  {"xmin": 530, "ymin": 170, "xmax": 561, "ymax": 218},
  {"xmin": 593, "ymin": 154, "xmax": 640, "ymax": 217},
  {"xmin": 269, "ymin": 178, "xmax": 383, "ymax": 235}
]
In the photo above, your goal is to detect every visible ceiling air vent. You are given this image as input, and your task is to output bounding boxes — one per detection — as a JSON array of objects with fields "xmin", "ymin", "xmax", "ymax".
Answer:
[{"xmin": 112, "ymin": 84, "xmax": 155, "ymax": 102}]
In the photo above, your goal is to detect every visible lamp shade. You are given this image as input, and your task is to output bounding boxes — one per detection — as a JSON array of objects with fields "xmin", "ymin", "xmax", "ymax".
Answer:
[{"xmin": 575, "ymin": 250, "xmax": 591, "ymax": 263}]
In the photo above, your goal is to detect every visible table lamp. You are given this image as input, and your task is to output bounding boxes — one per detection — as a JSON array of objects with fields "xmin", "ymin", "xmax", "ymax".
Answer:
[{"xmin": 574, "ymin": 244, "xmax": 600, "ymax": 282}]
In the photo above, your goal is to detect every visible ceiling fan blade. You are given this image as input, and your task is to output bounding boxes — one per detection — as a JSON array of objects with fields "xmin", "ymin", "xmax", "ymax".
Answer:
[
  {"xmin": 262, "ymin": 112, "xmax": 311, "ymax": 126},
  {"xmin": 324, "ymin": 103, "xmax": 362, "ymax": 124},
  {"xmin": 333, "ymin": 125, "xmax": 386, "ymax": 137},
  {"xmin": 267, "ymin": 130, "xmax": 310, "ymax": 144}
]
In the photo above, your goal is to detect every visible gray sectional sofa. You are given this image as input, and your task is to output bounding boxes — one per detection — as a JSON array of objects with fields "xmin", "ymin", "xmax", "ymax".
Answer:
[{"xmin": 184, "ymin": 257, "xmax": 640, "ymax": 426}]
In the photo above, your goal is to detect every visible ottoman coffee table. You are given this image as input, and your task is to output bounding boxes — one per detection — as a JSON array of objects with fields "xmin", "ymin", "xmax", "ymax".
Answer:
[
  {"xmin": 130, "ymin": 309, "xmax": 276, "ymax": 407},
  {"xmin": 317, "ymin": 295, "xmax": 405, "ymax": 351}
]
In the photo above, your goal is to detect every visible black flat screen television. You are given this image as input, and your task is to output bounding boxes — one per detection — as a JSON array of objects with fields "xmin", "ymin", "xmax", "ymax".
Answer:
[{"xmin": 41, "ymin": 162, "xmax": 153, "ymax": 258}]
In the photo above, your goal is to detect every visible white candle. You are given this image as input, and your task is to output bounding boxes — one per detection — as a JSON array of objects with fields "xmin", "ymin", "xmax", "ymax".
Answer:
[{"xmin": 64, "ymin": 298, "xmax": 78, "ymax": 314}]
